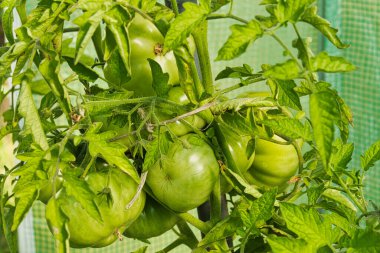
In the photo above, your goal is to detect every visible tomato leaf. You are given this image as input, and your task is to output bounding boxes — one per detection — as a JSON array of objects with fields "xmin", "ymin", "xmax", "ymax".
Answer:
[
  {"xmin": 311, "ymin": 52, "xmax": 356, "ymax": 73},
  {"xmin": 1, "ymin": 0, "xmax": 16, "ymax": 44},
  {"xmin": 223, "ymin": 167, "xmax": 263, "ymax": 199},
  {"xmin": 216, "ymin": 20, "xmax": 263, "ymax": 61},
  {"xmin": 0, "ymin": 41, "xmax": 29, "ymax": 80},
  {"xmin": 73, "ymin": 10, "xmax": 104, "ymax": 64},
  {"xmin": 212, "ymin": 97, "xmax": 276, "ymax": 114},
  {"xmin": 241, "ymin": 188, "xmax": 276, "ymax": 227},
  {"xmin": 62, "ymin": 174, "xmax": 102, "ymax": 222},
  {"xmin": 307, "ymin": 184, "xmax": 325, "ymax": 205},
  {"xmin": 267, "ymin": 236, "xmax": 312, "ymax": 253},
  {"xmin": 103, "ymin": 6, "xmax": 132, "ymax": 76},
  {"xmin": 45, "ymin": 198, "xmax": 70, "ymax": 253},
  {"xmin": 62, "ymin": 56, "xmax": 99, "ymax": 82},
  {"xmin": 301, "ymin": 6, "xmax": 349, "ymax": 49},
  {"xmin": 310, "ymin": 90, "xmax": 340, "ymax": 170},
  {"xmin": 211, "ymin": 0, "xmax": 231, "ymax": 11},
  {"xmin": 272, "ymin": 0, "xmax": 315, "ymax": 23},
  {"xmin": 17, "ymin": 72, "xmax": 49, "ymax": 151},
  {"xmin": 360, "ymin": 140, "xmax": 380, "ymax": 171},
  {"xmin": 347, "ymin": 228, "xmax": 380, "ymax": 252},
  {"xmin": 292, "ymin": 37, "xmax": 313, "ymax": 69},
  {"xmin": 261, "ymin": 118, "xmax": 312, "ymax": 141},
  {"xmin": 267, "ymin": 79, "xmax": 302, "ymax": 110},
  {"xmin": 1, "ymin": 208, "xmax": 18, "ymax": 253},
  {"xmin": 83, "ymin": 124, "xmax": 140, "ymax": 182},
  {"xmin": 11, "ymin": 184, "xmax": 39, "ymax": 231},
  {"xmin": 148, "ymin": 59, "xmax": 170, "ymax": 98},
  {"xmin": 103, "ymin": 50, "xmax": 131, "ymax": 89},
  {"xmin": 215, "ymin": 64, "xmax": 253, "ymax": 80},
  {"xmin": 330, "ymin": 139, "xmax": 354, "ymax": 171},
  {"xmin": 39, "ymin": 57, "xmax": 72, "ymax": 122},
  {"xmin": 164, "ymin": 2, "xmax": 209, "ymax": 51},
  {"xmin": 322, "ymin": 189, "xmax": 357, "ymax": 212},
  {"xmin": 198, "ymin": 216, "xmax": 242, "ymax": 247},
  {"xmin": 280, "ymin": 203, "xmax": 340, "ymax": 249},
  {"xmin": 220, "ymin": 112, "xmax": 256, "ymax": 136},
  {"xmin": 323, "ymin": 213, "xmax": 356, "ymax": 237},
  {"xmin": 142, "ymin": 132, "xmax": 172, "ymax": 172},
  {"xmin": 263, "ymin": 60, "xmax": 301, "ymax": 80}
]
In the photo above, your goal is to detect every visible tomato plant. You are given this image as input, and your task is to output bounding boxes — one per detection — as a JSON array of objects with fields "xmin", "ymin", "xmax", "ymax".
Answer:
[{"xmin": 1, "ymin": 0, "xmax": 380, "ymax": 253}]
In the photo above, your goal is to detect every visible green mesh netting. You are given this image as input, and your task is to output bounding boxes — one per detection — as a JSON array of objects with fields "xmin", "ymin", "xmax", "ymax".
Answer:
[
  {"xmin": 323, "ymin": 0, "xmax": 380, "ymax": 204},
  {"xmin": 18, "ymin": 0, "xmax": 380, "ymax": 252}
]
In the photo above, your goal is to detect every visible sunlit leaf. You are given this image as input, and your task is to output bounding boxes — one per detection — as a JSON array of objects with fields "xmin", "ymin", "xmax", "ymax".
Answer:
[
  {"xmin": 311, "ymin": 52, "xmax": 356, "ymax": 73},
  {"xmin": 45, "ymin": 198, "xmax": 70, "ymax": 253},
  {"xmin": 18, "ymin": 72, "xmax": 49, "ymax": 150},
  {"xmin": 63, "ymin": 174, "xmax": 102, "ymax": 222},
  {"xmin": 164, "ymin": 2, "xmax": 209, "ymax": 51},
  {"xmin": 261, "ymin": 118, "xmax": 312, "ymax": 141},
  {"xmin": 360, "ymin": 140, "xmax": 380, "ymax": 171},
  {"xmin": 267, "ymin": 79, "xmax": 302, "ymax": 110},
  {"xmin": 301, "ymin": 6, "xmax": 349, "ymax": 49},
  {"xmin": 310, "ymin": 91, "xmax": 340, "ymax": 169},
  {"xmin": 83, "ymin": 124, "xmax": 140, "ymax": 182},
  {"xmin": 216, "ymin": 20, "xmax": 263, "ymax": 61}
]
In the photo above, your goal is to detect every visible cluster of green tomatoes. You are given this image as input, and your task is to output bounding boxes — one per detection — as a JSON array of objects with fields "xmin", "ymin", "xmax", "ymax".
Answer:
[{"xmin": 40, "ymin": 13, "xmax": 300, "ymax": 248}]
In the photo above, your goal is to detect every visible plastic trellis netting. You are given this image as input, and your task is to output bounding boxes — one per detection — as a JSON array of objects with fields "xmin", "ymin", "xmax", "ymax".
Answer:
[{"xmin": 14, "ymin": 0, "xmax": 379, "ymax": 252}]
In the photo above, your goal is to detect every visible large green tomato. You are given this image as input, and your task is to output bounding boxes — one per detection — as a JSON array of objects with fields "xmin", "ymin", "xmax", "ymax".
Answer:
[
  {"xmin": 244, "ymin": 135, "xmax": 299, "ymax": 191},
  {"xmin": 157, "ymin": 86, "xmax": 206, "ymax": 136},
  {"xmin": 46, "ymin": 168, "xmax": 145, "ymax": 248},
  {"xmin": 123, "ymin": 196, "xmax": 179, "ymax": 239},
  {"xmin": 146, "ymin": 134, "xmax": 220, "ymax": 212}
]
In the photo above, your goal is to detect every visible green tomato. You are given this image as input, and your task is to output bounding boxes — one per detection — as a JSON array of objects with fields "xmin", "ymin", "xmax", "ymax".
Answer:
[
  {"xmin": 123, "ymin": 196, "xmax": 179, "ymax": 239},
  {"xmin": 46, "ymin": 168, "xmax": 145, "ymax": 248},
  {"xmin": 244, "ymin": 135, "xmax": 299, "ymax": 191},
  {"xmin": 146, "ymin": 134, "xmax": 219, "ymax": 212},
  {"xmin": 105, "ymin": 13, "xmax": 179, "ymax": 97},
  {"xmin": 157, "ymin": 86, "xmax": 206, "ymax": 136}
]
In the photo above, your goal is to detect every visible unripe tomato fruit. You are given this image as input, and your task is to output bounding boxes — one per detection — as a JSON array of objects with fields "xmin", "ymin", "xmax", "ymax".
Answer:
[
  {"xmin": 123, "ymin": 196, "xmax": 179, "ymax": 239},
  {"xmin": 244, "ymin": 135, "xmax": 299, "ymax": 190},
  {"xmin": 104, "ymin": 13, "xmax": 179, "ymax": 97},
  {"xmin": 146, "ymin": 134, "xmax": 220, "ymax": 212},
  {"xmin": 46, "ymin": 168, "xmax": 145, "ymax": 248}
]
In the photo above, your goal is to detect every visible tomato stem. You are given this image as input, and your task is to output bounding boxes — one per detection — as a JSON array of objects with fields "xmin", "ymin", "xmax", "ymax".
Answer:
[
  {"xmin": 210, "ymin": 178, "xmax": 222, "ymax": 223},
  {"xmin": 92, "ymin": 26, "xmax": 104, "ymax": 62},
  {"xmin": 176, "ymin": 220, "xmax": 199, "ymax": 248},
  {"xmin": 207, "ymin": 13, "xmax": 249, "ymax": 24},
  {"xmin": 333, "ymin": 171, "xmax": 367, "ymax": 214},
  {"xmin": 192, "ymin": 21, "xmax": 214, "ymax": 95},
  {"xmin": 170, "ymin": 0, "xmax": 180, "ymax": 16},
  {"xmin": 176, "ymin": 212, "xmax": 210, "ymax": 234}
]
